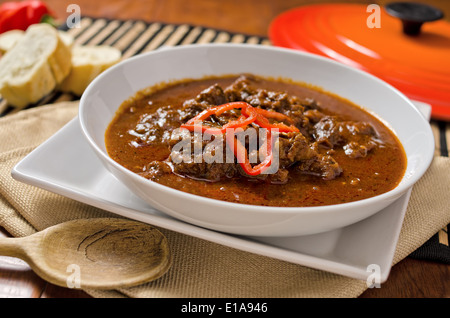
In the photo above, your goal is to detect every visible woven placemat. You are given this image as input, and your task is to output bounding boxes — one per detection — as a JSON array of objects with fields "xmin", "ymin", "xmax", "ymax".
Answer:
[{"xmin": 0, "ymin": 17, "xmax": 448, "ymax": 297}]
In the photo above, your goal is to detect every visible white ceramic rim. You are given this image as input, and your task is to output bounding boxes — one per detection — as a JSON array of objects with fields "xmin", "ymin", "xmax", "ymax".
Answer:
[{"xmin": 79, "ymin": 43, "xmax": 435, "ymax": 216}]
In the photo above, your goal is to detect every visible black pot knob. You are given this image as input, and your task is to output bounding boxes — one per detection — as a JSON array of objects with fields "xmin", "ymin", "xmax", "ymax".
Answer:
[{"xmin": 385, "ymin": 2, "xmax": 444, "ymax": 35}]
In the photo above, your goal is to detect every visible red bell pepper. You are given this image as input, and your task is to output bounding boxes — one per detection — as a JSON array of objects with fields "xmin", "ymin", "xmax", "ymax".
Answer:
[{"xmin": 0, "ymin": 0, "xmax": 55, "ymax": 34}]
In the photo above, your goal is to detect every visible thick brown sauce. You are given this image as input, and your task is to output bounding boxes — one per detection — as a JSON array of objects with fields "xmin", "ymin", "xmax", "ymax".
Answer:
[{"xmin": 105, "ymin": 75, "xmax": 407, "ymax": 207}]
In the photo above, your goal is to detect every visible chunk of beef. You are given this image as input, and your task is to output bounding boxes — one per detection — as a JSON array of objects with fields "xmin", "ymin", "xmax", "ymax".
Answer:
[
  {"xmin": 171, "ymin": 160, "xmax": 239, "ymax": 181},
  {"xmin": 128, "ymin": 105, "xmax": 181, "ymax": 145},
  {"xmin": 343, "ymin": 140, "xmax": 377, "ymax": 159},
  {"xmin": 167, "ymin": 131, "xmax": 239, "ymax": 181},
  {"xmin": 303, "ymin": 109, "xmax": 325, "ymax": 124},
  {"xmin": 223, "ymin": 74, "xmax": 255, "ymax": 102},
  {"xmin": 139, "ymin": 160, "xmax": 173, "ymax": 179},
  {"xmin": 277, "ymin": 132, "xmax": 342, "ymax": 181},
  {"xmin": 179, "ymin": 84, "xmax": 227, "ymax": 122},
  {"xmin": 224, "ymin": 75, "xmax": 292, "ymax": 111},
  {"xmin": 313, "ymin": 116, "xmax": 379, "ymax": 158},
  {"xmin": 197, "ymin": 83, "xmax": 227, "ymax": 105},
  {"xmin": 296, "ymin": 154, "xmax": 343, "ymax": 181}
]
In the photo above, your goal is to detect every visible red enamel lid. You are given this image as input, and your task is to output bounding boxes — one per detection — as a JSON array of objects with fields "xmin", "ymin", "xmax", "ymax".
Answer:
[{"xmin": 269, "ymin": 3, "xmax": 450, "ymax": 120}]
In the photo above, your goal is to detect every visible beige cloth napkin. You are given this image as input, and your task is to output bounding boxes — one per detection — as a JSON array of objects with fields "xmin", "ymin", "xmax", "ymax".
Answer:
[{"xmin": 0, "ymin": 101, "xmax": 449, "ymax": 298}]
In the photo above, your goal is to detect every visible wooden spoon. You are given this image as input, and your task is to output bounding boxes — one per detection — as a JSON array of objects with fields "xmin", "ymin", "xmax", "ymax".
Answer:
[{"xmin": 0, "ymin": 218, "xmax": 171, "ymax": 290}]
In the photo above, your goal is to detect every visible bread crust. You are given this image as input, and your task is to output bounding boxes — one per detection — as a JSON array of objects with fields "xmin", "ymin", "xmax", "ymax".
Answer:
[{"xmin": 0, "ymin": 24, "xmax": 72, "ymax": 108}]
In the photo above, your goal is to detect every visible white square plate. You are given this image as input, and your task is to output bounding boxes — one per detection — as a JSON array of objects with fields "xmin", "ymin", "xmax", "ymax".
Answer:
[{"xmin": 11, "ymin": 102, "xmax": 431, "ymax": 282}]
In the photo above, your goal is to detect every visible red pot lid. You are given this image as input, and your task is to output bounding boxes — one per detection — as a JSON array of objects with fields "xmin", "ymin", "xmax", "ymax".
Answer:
[{"xmin": 269, "ymin": 3, "xmax": 450, "ymax": 120}]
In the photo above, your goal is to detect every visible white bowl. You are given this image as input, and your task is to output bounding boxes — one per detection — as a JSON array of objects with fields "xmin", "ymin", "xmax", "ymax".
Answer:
[{"xmin": 79, "ymin": 44, "xmax": 434, "ymax": 237}]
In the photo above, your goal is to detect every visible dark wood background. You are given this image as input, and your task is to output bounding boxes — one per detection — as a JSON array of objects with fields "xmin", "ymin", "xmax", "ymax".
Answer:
[{"xmin": 0, "ymin": 0, "xmax": 448, "ymax": 298}]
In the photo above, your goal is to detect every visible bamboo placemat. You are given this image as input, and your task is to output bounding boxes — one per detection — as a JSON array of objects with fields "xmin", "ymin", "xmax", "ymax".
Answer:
[{"xmin": 0, "ymin": 16, "xmax": 448, "ymax": 263}]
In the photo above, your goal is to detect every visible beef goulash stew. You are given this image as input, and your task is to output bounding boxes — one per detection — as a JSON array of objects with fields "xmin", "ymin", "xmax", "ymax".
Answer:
[{"xmin": 105, "ymin": 74, "xmax": 407, "ymax": 207}]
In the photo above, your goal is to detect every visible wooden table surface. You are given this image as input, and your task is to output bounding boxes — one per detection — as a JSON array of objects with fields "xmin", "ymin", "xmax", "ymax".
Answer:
[{"xmin": 0, "ymin": 0, "xmax": 449, "ymax": 298}]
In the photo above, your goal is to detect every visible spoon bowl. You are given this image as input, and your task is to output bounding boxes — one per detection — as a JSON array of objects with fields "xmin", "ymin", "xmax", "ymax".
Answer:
[{"xmin": 0, "ymin": 218, "xmax": 172, "ymax": 289}]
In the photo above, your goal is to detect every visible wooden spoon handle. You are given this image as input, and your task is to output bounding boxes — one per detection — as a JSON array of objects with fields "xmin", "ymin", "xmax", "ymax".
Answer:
[{"xmin": 0, "ymin": 236, "xmax": 29, "ymax": 259}]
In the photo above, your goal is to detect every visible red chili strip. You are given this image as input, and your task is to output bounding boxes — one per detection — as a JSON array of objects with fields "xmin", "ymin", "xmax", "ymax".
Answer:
[
  {"xmin": 226, "ymin": 128, "xmax": 273, "ymax": 176},
  {"xmin": 180, "ymin": 102, "xmax": 257, "ymax": 135}
]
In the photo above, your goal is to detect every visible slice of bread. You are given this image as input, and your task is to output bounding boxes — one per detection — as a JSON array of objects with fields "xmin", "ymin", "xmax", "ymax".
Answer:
[
  {"xmin": 0, "ymin": 30, "xmax": 25, "ymax": 54},
  {"xmin": 0, "ymin": 24, "xmax": 72, "ymax": 108},
  {"xmin": 60, "ymin": 45, "xmax": 122, "ymax": 96},
  {"xmin": 0, "ymin": 30, "xmax": 74, "ymax": 54}
]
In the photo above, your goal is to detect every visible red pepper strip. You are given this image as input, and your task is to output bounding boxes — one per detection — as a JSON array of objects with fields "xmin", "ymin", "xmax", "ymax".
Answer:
[
  {"xmin": 180, "ymin": 107, "xmax": 222, "ymax": 134},
  {"xmin": 254, "ymin": 108, "xmax": 294, "ymax": 124},
  {"xmin": 255, "ymin": 113, "xmax": 299, "ymax": 133},
  {"xmin": 239, "ymin": 106, "xmax": 299, "ymax": 133},
  {"xmin": 180, "ymin": 102, "xmax": 257, "ymax": 135},
  {"xmin": 222, "ymin": 104, "xmax": 257, "ymax": 130},
  {"xmin": 214, "ymin": 101, "xmax": 247, "ymax": 116},
  {"xmin": 226, "ymin": 128, "xmax": 273, "ymax": 176}
]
